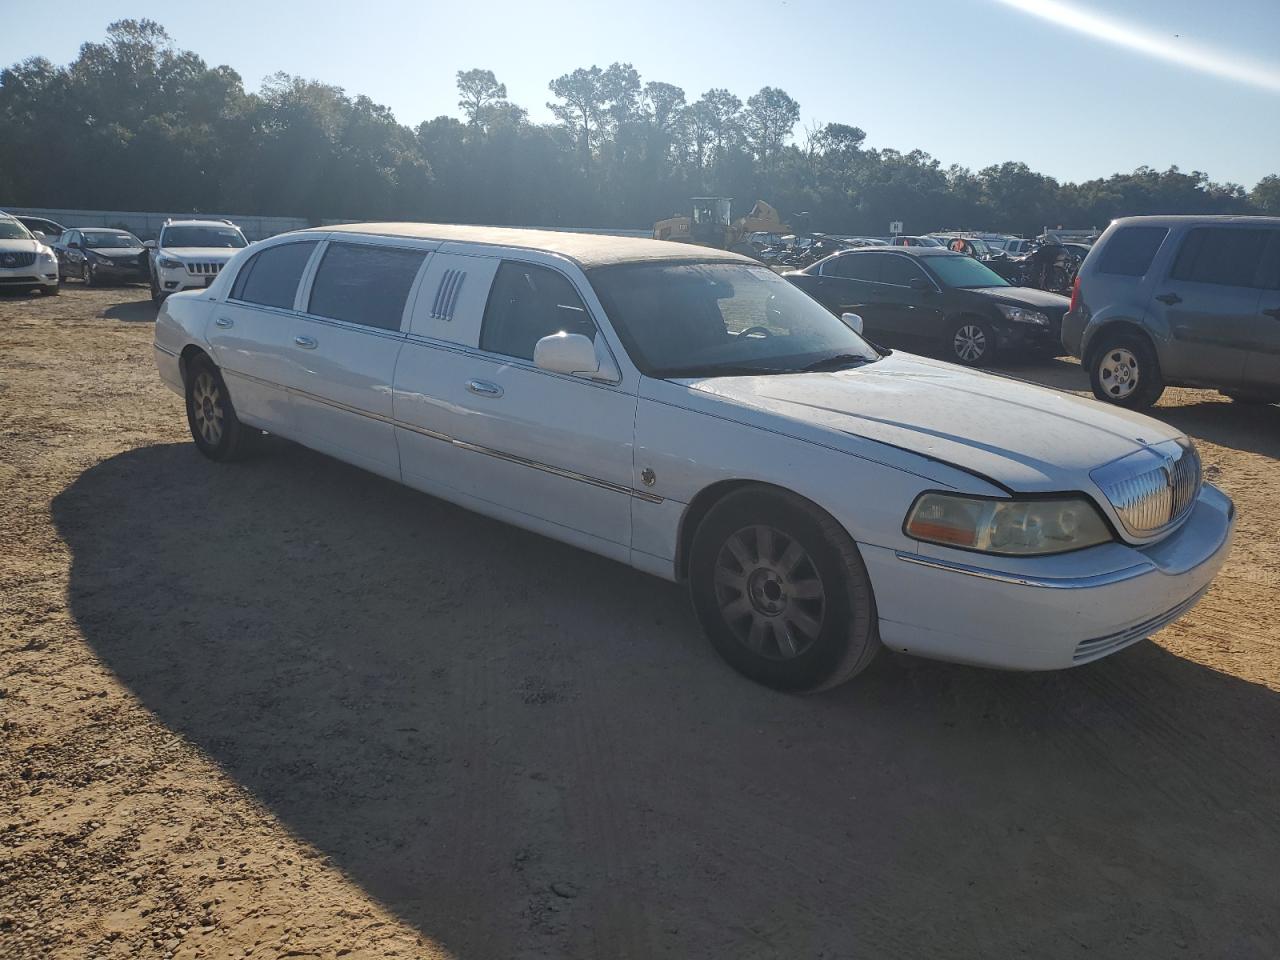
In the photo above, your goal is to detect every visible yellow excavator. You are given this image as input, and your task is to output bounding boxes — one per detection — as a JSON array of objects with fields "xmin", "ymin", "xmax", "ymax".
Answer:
[{"xmin": 652, "ymin": 198, "xmax": 788, "ymax": 254}]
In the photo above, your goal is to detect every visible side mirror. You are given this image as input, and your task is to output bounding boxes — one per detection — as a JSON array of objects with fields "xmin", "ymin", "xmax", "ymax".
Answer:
[
  {"xmin": 908, "ymin": 277, "xmax": 932, "ymax": 291},
  {"xmin": 534, "ymin": 332, "xmax": 602, "ymax": 378},
  {"xmin": 142, "ymin": 239, "xmax": 156, "ymax": 249},
  {"xmin": 841, "ymin": 312, "xmax": 865, "ymax": 335},
  {"xmin": 67, "ymin": 240, "xmax": 80, "ymax": 249},
  {"xmin": 32, "ymin": 231, "xmax": 48, "ymax": 242}
]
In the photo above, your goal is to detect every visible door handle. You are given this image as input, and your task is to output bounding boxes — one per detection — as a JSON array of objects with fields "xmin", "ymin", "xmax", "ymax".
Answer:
[
  {"xmin": 294, "ymin": 335, "xmax": 317, "ymax": 349},
  {"xmin": 1155, "ymin": 293, "xmax": 1182, "ymax": 305},
  {"xmin": 1264, "ymin": 308, "xmax": 1280, "ymax": 320},
  {"xmin": 466, "ymin": 379, "xmax": 503, "ymax": 398},
  {"xmin": 214, "ymin": 317, "xmax": 234, "ymax": 328}
]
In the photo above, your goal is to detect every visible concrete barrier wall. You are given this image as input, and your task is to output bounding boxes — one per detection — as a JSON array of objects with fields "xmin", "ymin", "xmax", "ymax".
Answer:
[{"xmin": 1, "ymin": 205, "xmax": 650, "ymax": 242}]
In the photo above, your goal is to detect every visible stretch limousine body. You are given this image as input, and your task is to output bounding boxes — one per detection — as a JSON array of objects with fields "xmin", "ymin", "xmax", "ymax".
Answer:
[{"xmin": 154, "ymin": 224, "xmax": 1234, "ymax": 690}]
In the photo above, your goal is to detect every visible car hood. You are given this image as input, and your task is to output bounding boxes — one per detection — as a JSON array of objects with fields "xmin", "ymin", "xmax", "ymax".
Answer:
[
  {"xmin": 88, "ymin": 246, "xmax": 146, "ymax": 258},
  {"xmin": 963, "ymin": 285, "xmax": 1070, "ymax": 311},
  {"xmin": 160, "ymin": 247, "xmax": 240, "ymax": 260},
  {"xmin": 0, "ymin": 238, "xmax": 41, "ymax": 255},
  {"xmin": 682, "ymin": 352, "xmax": 1182, "ymax": 492}
]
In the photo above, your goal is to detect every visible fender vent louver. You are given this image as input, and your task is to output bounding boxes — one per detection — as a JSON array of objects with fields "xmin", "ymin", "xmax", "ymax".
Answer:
[{"xmin": 430, "ymin": 269, "xmax": 467, "ymax": 321}]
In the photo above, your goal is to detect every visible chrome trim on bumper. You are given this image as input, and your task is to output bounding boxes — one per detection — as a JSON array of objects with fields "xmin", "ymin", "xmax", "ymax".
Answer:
[{"xmin": 894, "ymin": 551, "xmax": 1152, "ymax": 589}]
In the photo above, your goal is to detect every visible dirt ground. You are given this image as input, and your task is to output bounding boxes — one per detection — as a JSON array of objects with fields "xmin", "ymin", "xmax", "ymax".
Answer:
[{"xmin": 1, "ymin": 283, "xmax": 1278, "ymax": 960}]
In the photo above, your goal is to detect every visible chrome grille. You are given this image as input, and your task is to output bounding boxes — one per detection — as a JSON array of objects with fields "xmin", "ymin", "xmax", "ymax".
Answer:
[
  {"xmin": 186, "ymin": 262, "xmax": 223, "ymax": 276},
  {"xmin": 1091, "ymin": 440, "xmax": 1200, "ymax": 538},
  {"xmin": 0, "ymin": 251, "xmax": 37, "ymax": 268}
]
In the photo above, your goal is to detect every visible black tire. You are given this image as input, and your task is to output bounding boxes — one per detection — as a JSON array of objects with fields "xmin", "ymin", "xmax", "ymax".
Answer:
[
  {"xmin": 150, "ymin": 270, "xmax": 166, "ymax": 304},
  {"xmin": 185, "ymin": 354, "xmax": 255, "ymax": 462},
  {"xmin": 82, "ymin": 260, "xmax": 94, "ymax": 287},
  {"xmin": 1088, "ymin": 332, "xmax": 1164, "ymax": 409},
  {"xmin": 946, "ymin": 316, "xmax": 996, "ymax": 367},
  {"xmin": 689, "ymin": 486, "xmax": 879, "ymax": 692}
]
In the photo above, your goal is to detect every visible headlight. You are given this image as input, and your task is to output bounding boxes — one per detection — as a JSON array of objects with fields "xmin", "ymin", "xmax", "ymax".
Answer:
[
  {"xmin": 904, "ymin": 493, "xmax": 1112, "ymax": 556},
  {"xmin": 996, "ymin": 303, "xmax": 1049, "ymax": 326},
  {"xmin": 158, "ymin": 257, "xmax": 183, "ymax": 269}
]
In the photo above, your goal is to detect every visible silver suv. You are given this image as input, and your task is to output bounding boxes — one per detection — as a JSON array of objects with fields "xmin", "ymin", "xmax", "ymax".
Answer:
[{"xmin": 1062, "ymin": 215, "xmax": 1280, "ymax": 408}]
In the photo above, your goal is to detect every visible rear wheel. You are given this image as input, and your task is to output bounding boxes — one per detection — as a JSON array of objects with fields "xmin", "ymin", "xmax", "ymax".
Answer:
[
  {"xmin": 1089, "ymin": 333, "xmax": 1164, "ymax": 409},
  {"xmin": 689, "ymin": 487, "xmax": 879, "ymax": 692},
  {"xmin": 947, "ymin": 317, "xmax": 995, "ymax": 366},
  {"xmin": 185, "ymin": 355, "xmax": 255, "ymax": 461}
]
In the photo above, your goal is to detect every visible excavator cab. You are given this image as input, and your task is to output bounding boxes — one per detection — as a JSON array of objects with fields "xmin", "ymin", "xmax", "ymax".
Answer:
[{"xmin": 689, "ymin": 197, "xmax": 732, "ymax": 247}]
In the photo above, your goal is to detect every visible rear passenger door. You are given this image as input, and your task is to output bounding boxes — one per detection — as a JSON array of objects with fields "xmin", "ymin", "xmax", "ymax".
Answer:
[
  {"xmin": 395, "ymin": 257, "xmax": 636, "ymax": 559},
  {"xmin": 286, "ymin": 238, "xmax": 431, "ymax": 480},
  {"xmin": 1152, "ymin": 226, "xmax": 1269, "ymax": 388},
  {"xmin": 1243, "ymin": 230, "xmax": 1280, "ymax": 393},
  {"xmin": 211, "ymin": 238, "xmax": 321, "ymax": 435}
]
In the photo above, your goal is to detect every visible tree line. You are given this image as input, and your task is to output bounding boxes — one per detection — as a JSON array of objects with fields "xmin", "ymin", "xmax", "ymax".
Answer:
[{"xmin": 2, "ymin": 20, "xmax": 1277, "ymax": 236}]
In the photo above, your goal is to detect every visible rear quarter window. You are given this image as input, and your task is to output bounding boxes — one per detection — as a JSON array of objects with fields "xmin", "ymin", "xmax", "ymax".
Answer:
[
  {"xmin": 1171, "ymin": 227, "xmax": 1269, "ymax": 288},
  {"xmin": 231, "ymin": 241, "xmax": 318, "ymax": 309},
  {"xmin": 1096, "ymin": 226, "xmax": 1168, "ymax": 277},
  {"xmin": 307, "ymin": 243, "xmax": 427, "ymax": 331}
]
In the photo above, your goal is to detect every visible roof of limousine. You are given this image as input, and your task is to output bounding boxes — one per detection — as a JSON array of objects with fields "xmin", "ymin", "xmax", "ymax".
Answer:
[{"xmin": 300, "ymin": 222, "xmax": 753, "ymax": 269}]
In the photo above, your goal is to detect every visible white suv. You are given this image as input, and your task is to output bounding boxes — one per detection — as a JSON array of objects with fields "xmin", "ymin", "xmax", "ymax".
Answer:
[{"xmin": 149, "ymin": 219, "xmax": 249, "ymax": 302}]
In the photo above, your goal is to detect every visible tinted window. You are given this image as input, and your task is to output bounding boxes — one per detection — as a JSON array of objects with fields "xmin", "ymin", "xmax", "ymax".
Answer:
[
  {"xmin": 881, "ymin": 256, "xmax": 928, "ymax": 286},
  {"xmin": 1096, "ymin": 226, "xmax": 1167, "ymax": 276},
  {"xmin": 1171, "ymin": 227, "xmax": 1269, "ymax": 288},
  {"xmin": 0, "ymin": 220, "xmax": 30, "ymax": 240},
  {"xmin": 83, "ymin": 230, "xmax": 142, "ymax": 248},
  {"xmin": 232, "ymin": 241, "xmax": 318, "ymax": 309},
  {"xmin": 824, "ymin": 253, "xmax": 879, "ymax": 281},
  {"xmin": 926, "ymin": 255, "xmax": 1009, "ymax": 288},
  {"xmin": 161, "ymin": 225, "xmax": 248, "ymax": 249},
  {"xmin": 1257, "ymin": 231, "xmax": 1280, "ymax": 291},
  {"xmin": 307, "ymin": 243, "xmax": 425, "ymax": 331},
  {"xmin": 480, "ymin": 261, "xmax": 595, "ymax": 360}
]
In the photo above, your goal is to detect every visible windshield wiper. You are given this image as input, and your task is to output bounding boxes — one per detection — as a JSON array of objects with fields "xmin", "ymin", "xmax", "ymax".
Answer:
[{"xmin": 800, "ymin": 354, "xmax": 872, "ymax": 373}]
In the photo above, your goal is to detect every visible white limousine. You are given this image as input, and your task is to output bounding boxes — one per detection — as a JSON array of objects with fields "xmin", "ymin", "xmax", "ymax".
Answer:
[{"xmin": 154, "ymin": 224, "xmax": 1234, "ymax": 690}]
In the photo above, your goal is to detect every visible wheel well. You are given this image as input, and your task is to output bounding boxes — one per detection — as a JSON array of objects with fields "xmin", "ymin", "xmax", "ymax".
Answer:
[
  {"xmin": 178, "ymin": 345, "xmax": 209, "ymax": 386},
  {"xmin": 1083, "ymin": 321, "xmax": 1152, "ymax": 370},
  {"xmin": 675, "ymin": 480, "xmax": 837, "ymax": 582}
]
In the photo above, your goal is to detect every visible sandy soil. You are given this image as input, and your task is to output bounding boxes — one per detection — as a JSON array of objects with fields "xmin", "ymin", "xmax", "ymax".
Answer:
[{"xmin": 1, "ymin": 284, "xmax": 1278, "ymax": 960}]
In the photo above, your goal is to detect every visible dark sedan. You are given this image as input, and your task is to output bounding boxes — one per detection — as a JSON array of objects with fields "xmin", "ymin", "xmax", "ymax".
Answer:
[
  {"xmin": 55, "ymin": 228, "xmax": 150, "ymax": 286},
  {"xmin": 785, "ymin": 247, "xmax": 1069, "ymax": 366}
]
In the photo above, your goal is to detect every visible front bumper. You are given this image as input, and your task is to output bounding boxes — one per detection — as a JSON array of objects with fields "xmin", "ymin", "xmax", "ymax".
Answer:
[
  {"xmin": 864, "ymin": 483, "xmax": 1234, "ymax": 671},
  {"xmin": 0, "ymin": 260, "xmax": 59, "ymax": 288},
  {"xmin": 90, "ymin": 258, "xmax": 149, "ymax": 282},
  {"xmin": 156, "ymin": 263, "xmax": 223, "ymax": 294}
]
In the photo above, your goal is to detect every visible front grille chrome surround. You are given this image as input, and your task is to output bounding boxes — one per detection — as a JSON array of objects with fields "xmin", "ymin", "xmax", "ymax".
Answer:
[
  {"xmin": 186, "ymin": 261, "xmax": 223, "ymax": 276},
  {"xmin": 1091, "ymin": 439, "xmax": 1201, "ymax": 538}
]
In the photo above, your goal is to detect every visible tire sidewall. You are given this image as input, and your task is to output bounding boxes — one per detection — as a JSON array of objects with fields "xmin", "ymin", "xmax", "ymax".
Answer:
[
  {"xmin": 689, "ymin": 490, "xmax": 869, "ymax": 691},
  {"xmin": 185, "ymin": 357, "xmax": 240, "ymax": 460}
]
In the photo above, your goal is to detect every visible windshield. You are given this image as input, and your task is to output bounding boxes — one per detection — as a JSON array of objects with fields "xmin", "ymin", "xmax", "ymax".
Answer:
[
  {"xmin": 0, "ymin": 220, "xmax": 31, "ymax": 240},
  {"xmin": 84, "ymin": 231, "xmax": 142, "ymax": 248},
  {"xmin": 927, "ymin": 255, "xmax": 1010, "ymax": 288},
  {"xmin": 588, "ymin": 262, "xmax": 880, "ymax": 378},
  {"xmin": 161, "ymin": 225, "xmax": 247, "ymax": 249}
]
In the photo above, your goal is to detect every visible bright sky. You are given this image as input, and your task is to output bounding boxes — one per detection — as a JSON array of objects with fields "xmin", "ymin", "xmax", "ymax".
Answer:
[{"xmin": 3, "ymin": 0, "xmax": 1278, "ymax": 187}]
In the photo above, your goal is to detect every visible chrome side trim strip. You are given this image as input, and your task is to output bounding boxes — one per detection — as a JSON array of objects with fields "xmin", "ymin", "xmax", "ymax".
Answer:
[
  {"xmin": 220, "ymin": 366, "xmax": 662, "ymax": 503},
  {"xmin": 894, "ymin": 551, "xmax": 1151, "ymax": 589}
]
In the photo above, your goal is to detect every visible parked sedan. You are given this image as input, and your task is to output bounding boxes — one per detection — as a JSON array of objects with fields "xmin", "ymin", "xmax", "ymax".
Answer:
[
  {"xmin": 153, "ymin": 224, "xmax": 1233, "ymax": 692},
  {"xmin": 786, "ymin": 247, "xmax": 1069, "ymax": 365},
  {"xmin": 55, "ymin": 228, "xmax": 149, "ymax": 286}
]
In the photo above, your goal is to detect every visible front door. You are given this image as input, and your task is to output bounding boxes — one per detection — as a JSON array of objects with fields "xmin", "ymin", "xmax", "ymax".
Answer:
[
  {"xmin": 1242, "ymin": 230, "xmax": 1280, "ymax": 393},
  {"xmin": 874, "ymin": 253, "xmax": 946, "ymax": 341},
  {"xmin": 396, "ymin": 258, "xmax": 636, "ymax": 557}
]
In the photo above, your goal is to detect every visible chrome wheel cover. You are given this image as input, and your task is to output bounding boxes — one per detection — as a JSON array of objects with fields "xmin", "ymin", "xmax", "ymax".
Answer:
[
  {"xmin": 713, "ymin": 524, "xmax": 826, "ymax": 660},
  {"xmin": 191, "ymin": 371, "xmax": 225, "ymax": 446},
  {"xmin": 1098, "ymin": 347, "xmax": 1140, "ymax": 399},
  {"xmin": 953, "ymin": 324, "xmax": 987, "ymax": 363}
]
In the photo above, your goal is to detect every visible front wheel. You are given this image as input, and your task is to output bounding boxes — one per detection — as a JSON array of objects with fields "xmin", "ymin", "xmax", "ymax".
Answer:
[
  {"xmin": 689, "ymin": 487, "xmax": 879, "ymax": 692},
  {"xmin": 1089, "ymin": 333, "xmax": 1164, "ymax": 409},
  {"xmin": 185, "ymin": 355, "xmax": 256, "ymax": 461},
  {"xmin": 149, "ymin": 270, "xmax": 166, "ymax": 304},
  {"xmin": 947, "ymin": 317, "xmax": 995, "ymax": 366}
]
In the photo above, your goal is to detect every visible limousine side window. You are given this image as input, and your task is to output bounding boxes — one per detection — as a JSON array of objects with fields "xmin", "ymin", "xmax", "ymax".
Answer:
[
  {"xmin": 307, "ymin": 242, "xmax": 427, "ymax": 331},
  {"xmin": 479, "ymin": 261, "xmax": 596, "ymax": 361},
  {"xmin": 230, "ymin": 240, "xmax": 319, "ymax": 309}
]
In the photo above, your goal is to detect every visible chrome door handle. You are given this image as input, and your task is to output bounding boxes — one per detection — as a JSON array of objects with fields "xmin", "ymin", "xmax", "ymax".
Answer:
[
  {"xmin": 466, "ymin": 379, "xmax": 503, "ymax": 398},
  {"xmin": 294, "ymin": 335, "xmax": 318, "ymax": 349},
  {"xmin": 214, "ymin": 317, "xmax": 234, "ymax": 328}
]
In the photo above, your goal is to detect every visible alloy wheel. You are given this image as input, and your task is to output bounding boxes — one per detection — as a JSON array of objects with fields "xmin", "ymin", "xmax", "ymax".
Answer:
[
  {"xmin": 953, "ymin": 324, "xmax": 987, "ymax": 363},
  {"xmin": 713, "ymin": 524, "xmax": 826, "ymax": 660},
  {"xmin": 1098, "ymin": 347, "xmax": 1140, "ymax": 399},
  {"xmin": 190, "ymin": 370, "xmax": 225, "ymax": 446}
]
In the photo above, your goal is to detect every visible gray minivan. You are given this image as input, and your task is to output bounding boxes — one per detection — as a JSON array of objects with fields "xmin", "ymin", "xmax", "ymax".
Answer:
[{"xmin": 1062, "ymin": 215, "xmax": 1280, "ymax": 408}]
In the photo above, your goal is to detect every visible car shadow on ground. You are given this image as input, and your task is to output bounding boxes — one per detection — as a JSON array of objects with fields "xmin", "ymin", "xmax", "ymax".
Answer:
[
  {"xmin": 52, "ymin": 441, "xmax": 1280, "ymax": 958},
  {"xmin": 97, "ymin": 294, "xmax": 156, "ymax": 322}
]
